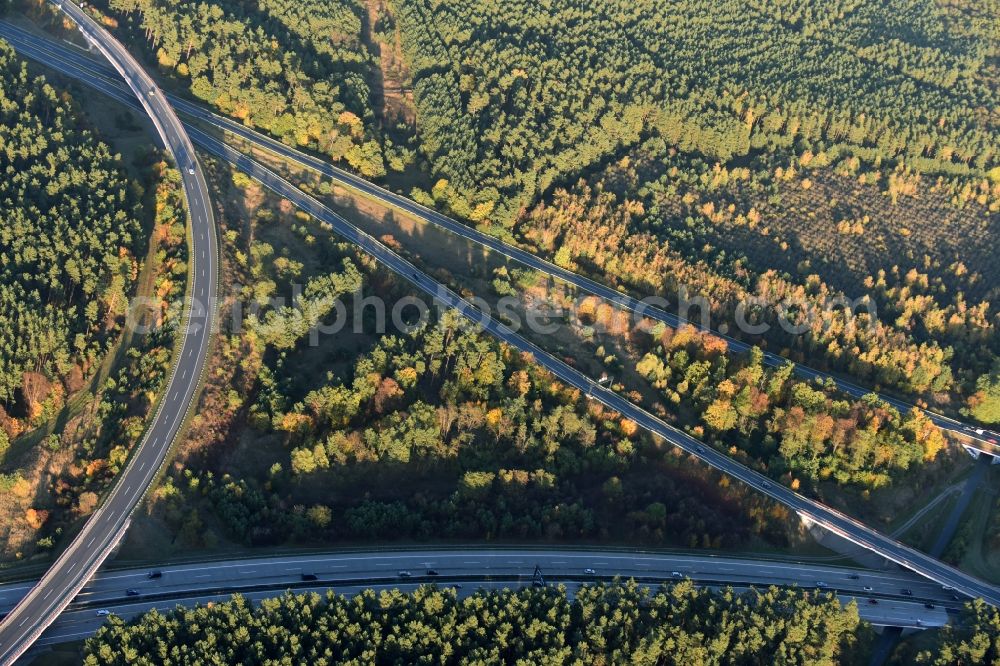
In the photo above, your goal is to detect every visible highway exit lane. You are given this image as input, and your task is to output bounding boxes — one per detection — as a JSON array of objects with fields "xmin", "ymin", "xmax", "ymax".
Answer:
[{"xmin": 0, "ymin": 4, "xmax": 218, "ymax": 664}]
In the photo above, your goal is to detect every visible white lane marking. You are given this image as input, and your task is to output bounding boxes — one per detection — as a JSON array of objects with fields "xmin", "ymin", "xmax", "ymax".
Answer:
[
  {"xmin": 181, "ymin": 369, "xmax": 188, "ymax": 381},
  {"xmin": 87, "ymin": 537, "xmax": 95, "ymax": 548},
  {"xmin": 43, "ymin": 589, "xmax": 52, "ymax": 600},
  {"xmin": 139, "ymin": 462, "xmax": 146, "ymax": 472}
]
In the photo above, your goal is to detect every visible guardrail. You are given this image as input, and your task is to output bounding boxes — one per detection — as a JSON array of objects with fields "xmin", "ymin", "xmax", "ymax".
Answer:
[{"xmin": 0, "ymin": 3, "xmax": 217, "ymax": 663}]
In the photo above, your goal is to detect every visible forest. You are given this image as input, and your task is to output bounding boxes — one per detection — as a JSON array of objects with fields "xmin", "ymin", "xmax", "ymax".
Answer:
[
  {"xmin": 396, "ymin": 0, "xmax": 997, "ymax": 229},
  {"xmin": 633, "ymin": 325, "xmax": 945, "ymax": 490},
  {"xmin": 102, "ymin": 0, "xmax": 386, "ymax": 176},
  {"xmin": 81, "ymin": 583, "xmax": 1000, "ymax": 665},
  {"xmin": 1, "ymin": 156, "xmax": 188, "ymax": 563},
  {"xmin": 0, "ymin": 40, "xmax": 144, "ymax": 439},
  {"xmin": 85, "ymin": 0, "xmax": 1000, "ymax": 413},
  {"xmin": 83, "ymin": 582, "xmax": 866, "ymax": 664},
  {"xmin": 393, "ymin": 0, "xmax": 999, "ymax": 412},
  {"xmin": 144, "ymin": 171, "xmax": 791, "ymax": 555}
]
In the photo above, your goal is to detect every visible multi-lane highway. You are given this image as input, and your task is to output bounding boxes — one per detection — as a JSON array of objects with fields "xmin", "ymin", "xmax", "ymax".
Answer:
[
  {"xmin": 0, "ymin": 4, "xmax": 218, "ymax": 665},
  {"xmin": 177, "ymin": 126, "xmax": 1000, "ymax": 607},
  {"xmin": 1, "ymin": 548, "xmax": 961, "ymax": 651},
  {"xmin": 0, "ymin": 26, "xmax": 994, "ymax": 607},
  {"xmin": 0, "ymin": 11, "xmax": 997, "ymax": 660},
  {"xmin": 0, "ymin": 18, "xmax": 997, "ymax": 458}
]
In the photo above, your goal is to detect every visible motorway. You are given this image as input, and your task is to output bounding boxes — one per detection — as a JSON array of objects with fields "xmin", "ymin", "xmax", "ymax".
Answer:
[
  {"xmin": 1, "ymin": 25, "xmax": 997, "ymax": 606},
  {"xmin": 176, "ymin": 127, "xmax": 1000, "ymax": 607},
  {"xmin": 0, "ymin": 11, "xmax": 997, "ymax": 659},
  {"xmin": 0, "ymin": 4, "xmax": 218, "ymax": 665},
  {"xmin": 0, "ymin": 549, "xmax": 964, "ymax": 651},
  {"xmin": 0, "ymin": 18, "xmax": 997, "ymax": 458}
]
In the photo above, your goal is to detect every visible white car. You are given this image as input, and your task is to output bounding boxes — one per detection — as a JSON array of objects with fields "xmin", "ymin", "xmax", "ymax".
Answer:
[
  {"xmin": 96, "ymin": 609, "xmax": 111, "ymax": 617},
  {"xmin": 187, "ymin": 167, "xmax": 196, "ymax": 175},
  {"xmin": 863, "ymin": 586, "xmax": 873, "ymax": 592},
  {"xmin": 583, "ymin": 568, "xmax": 596, "ymax": 575}
]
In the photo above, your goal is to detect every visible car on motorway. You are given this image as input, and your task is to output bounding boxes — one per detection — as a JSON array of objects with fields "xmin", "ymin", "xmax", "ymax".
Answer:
[
  {"xmin": 584, "ymin": 568, "xmax": 597, "ymax": 575},
  {"xmin": 671, "ymin": 571, "xmax": 682, "ymax": 578},
  {"xmin": 148, "ymin": 87, "xmax": 156, "ymax": 96},
  {"xmin": 901, "ymin": 588, "xmax": 913, "ymax": 596},
  {"xmin": 188, "ymin": 166, "xmax": 196, "ymax": 175},
  {"xmin": 762, "ymin": 482, "xmax": 771, "ymax": 489},
  {"xmin": 867, "ymin": 599, "xmax": 878, "ymax": 605},
  {"xmin": 147, "ymin": 571, "xmax": 163, "ymax": 579},
  {"xmin": 301, "ymin": 573, "xmax": 318, "ymax": 582},
  {"xmin": 398, "ymin": 571, "xmax": 412, "ymax": 578},
  {"xmin": 696, "ymin": 446, "xmax": 705, "ymax": 453},
  {"xmin": 96, "ymin": 609, "xmax": 111, "ymax": 616},
  {"xmin": 863, "ymin": 586, "xmax": 873, "ymax": 592},
  {"xmin": 426, "ymin": 569, "xmax": 439, "ymax": 577},
  {"xmin": 847, "ymin": 574, "xmax": 860, "ymax": 580},
  {"xmin": 125, "ymin": 589, "xmax": 140, "ymax": 597},
  {"xmin": 815, "ymin": 581, "xmax": 828, "ymax": 588},
  {"xmin": 924, "ymin": 602, "xmax": 935, "ymax": 609}
]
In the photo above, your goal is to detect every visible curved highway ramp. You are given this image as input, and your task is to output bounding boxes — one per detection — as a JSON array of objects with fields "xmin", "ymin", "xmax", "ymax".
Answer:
[{"xmin": 0, "ymin": 3, "xmax": 218, "ymax": 664}]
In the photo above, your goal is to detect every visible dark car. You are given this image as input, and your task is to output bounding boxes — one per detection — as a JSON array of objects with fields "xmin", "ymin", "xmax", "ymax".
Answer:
[
  {"xmin": 301, "ymin": 573, "xmax": 318, "ymax": 582},
  {"xmin": 125, "ymin": 589, "xmax": 140, "ymax": 597},
  {"xmin": 868, "ymin": 598, "xmax": 879, "ymax": 605},
  {"xmin": 847, "ymin": 574, "xmax": 860, "ymax": 580},
  {"xmin": 426, "ymin": 569, "xmax": 439, "ymax": 577},
  {"xmin": 924, "ymin": 603, "xmax": 935, "ymax": 609},
  {"xmin": 147, "ymin": 571, "xmax": 162, "ymax": 579},
  {"xmin": 901, "ymin": 589, "xmax": 913, "ymax": 596}
]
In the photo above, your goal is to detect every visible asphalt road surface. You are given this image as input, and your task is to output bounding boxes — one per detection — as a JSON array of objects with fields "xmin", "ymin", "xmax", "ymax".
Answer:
[
  {"xmin": 184, "ymin": 128, "xmax": 1000, "ymax": 607},
  {"xmin": 0, "ymin": 13, "xmax": 996, "ymax": 660},
  {"xmin": 1, "ymin": 549, "xmax": 960, "ymax": 653},
  {"xmin": 4, "ymin": 33, "xmax": 987, "ymax": 606},
  {"xmin": 0, "ymin": 18, "xmax": 996, "ymax": 459},
  {"xmin": 0, "ymin": 4, "xmax": 218, "ymax": 664}
]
